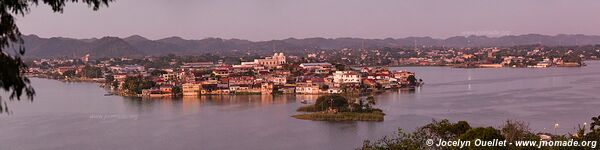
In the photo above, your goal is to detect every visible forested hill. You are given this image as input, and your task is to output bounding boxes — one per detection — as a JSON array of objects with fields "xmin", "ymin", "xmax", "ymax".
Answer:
[{"xmin": 17, "ymin": 34, "xmax": 600, "ymax": 58}]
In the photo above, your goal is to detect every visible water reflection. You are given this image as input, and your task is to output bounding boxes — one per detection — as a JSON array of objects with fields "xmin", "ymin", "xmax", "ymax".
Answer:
[{"xmin": 121, "ymin": 95, "xmax": 303, "ymax": 114}]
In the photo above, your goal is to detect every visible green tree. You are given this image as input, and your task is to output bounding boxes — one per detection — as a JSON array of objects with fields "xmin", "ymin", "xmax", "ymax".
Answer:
[
  {"xmin": 361, "ymin": 129, "xmax": 429, "ymax": 150},
  {"xmin": 591, "ymin": 115, "xmax": 600, "ymax": 131},
  {"xmin": 582, "ymin": 115, "xmax": 600, "ymax": 147},
  {"xmin": 319, "ymin": 84, "xmax": 329, "ymax": 91},
  {"xmin": 105, "ymin": 74, "xmax": 114, "ymax": 83},
  {"xmin": 239, "ymin": 70, "xmax": 255, "ymax": 76},
  {"xmin": 0, "ymin": 0, "xmax": 112, "ymax": 113},
  {"xmin": 314, "ymin": 94, "xmax": 349, "ymax": 112},
  {"xmin": 122, "ymin": 76, "xmax": 155, "ymax": 96},
  {"xmin": 123, "ymin": 76, "xmax": 142, "ymax": 96},
  {"xmin": 362, "ymin": 118, "xmax": 600, "ymax": 150},
  {"xmin": 501, "ymin": 120, "xmax": 536, "ymax": 143},
  {"xmin": 150, "ymin": 70, "xmax": 167, "ymax": 76},
  {"xmin": 111, "ymin": 81, "xmax": 119, "ymax": 89},
  {"xmin": 458, "ymin": 127, "xmax": 506, "ymax": 150},
  {"xmin": 452, "ymin": 121, "xmax": 472, "ymax": 137},
  {"xmin": 366, "ymin": 95, "xmax": 376, "ymax": 110},
  {"xmin": 422, "ymin": 119, "xmax": 471, "ymax": 140},
  {"xmin": 80, "ymin": 65, "xmax": 102, "ymax": 78},
  {"xmin": 171, "ymin": 85, "xmax": 182, "ymax": 96},
  {"xmin": 334, "ymin": 63, "xmax": 346, "ymax": 71},
  {"xmin": 407, "ymin": 75, "xmax": 417, "ymax": 86},
  {"xmin": 62, "ymin": 70, "xmax": 77, "ymax": 78}
]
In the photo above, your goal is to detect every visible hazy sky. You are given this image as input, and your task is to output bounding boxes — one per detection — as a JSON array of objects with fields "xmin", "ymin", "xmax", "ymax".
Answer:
[{"xmin": 15, "ymin": 0, "xmax": 600, "ymax": 41}]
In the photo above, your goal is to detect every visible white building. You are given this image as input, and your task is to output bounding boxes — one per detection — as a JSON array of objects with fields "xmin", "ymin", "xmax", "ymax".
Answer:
[
  {"xmin": 333, "ymin": 71, "xmax": 361, "ymax": 84},
  {"xmin": 299, "ymin": 63, "xmax": 332, "ymax": 70},
  {"xmin": 241, "ymin": 53, "xmax": 286, "ymax": 68},
  {"xmin": 109, "ymin": 65, "xmax": 145, "ymax": 73},
  {"xmin": 81, "ymin": 54, "xmax": 90, "ymax": 63}
]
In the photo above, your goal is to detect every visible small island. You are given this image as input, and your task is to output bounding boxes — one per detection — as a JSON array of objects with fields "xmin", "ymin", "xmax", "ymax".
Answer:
[{"xmin": 292, "ymin": 94, "xmax": 385, "ymax": 122}]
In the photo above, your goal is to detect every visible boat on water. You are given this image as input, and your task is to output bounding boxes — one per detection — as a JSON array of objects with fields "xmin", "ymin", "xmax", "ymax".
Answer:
[
  {"xmin": 104, "ymin": 93, "xmax": 113, "ymax": 96},
  {"xmin": 300, "ymin": 100, "xmax": 308, "ymax": 104}
]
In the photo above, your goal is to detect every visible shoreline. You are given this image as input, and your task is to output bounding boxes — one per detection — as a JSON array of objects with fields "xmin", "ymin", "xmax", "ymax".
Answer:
[
  {"xmin": 356, "ymin": 62, "xmax": 590, "ymax": 68},
  {"xmin": 355, "ymin": 60, "xmax": 599, "ymax": 68},
  {"xmin": 117, "ymin": 88, "xmax": 417, "ymax": 100}
]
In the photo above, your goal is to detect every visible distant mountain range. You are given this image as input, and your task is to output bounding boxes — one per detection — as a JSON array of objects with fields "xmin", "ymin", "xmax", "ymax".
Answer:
[{"xmin": 17, "ymin": 34, "xmax": 600, "ymax": 58}]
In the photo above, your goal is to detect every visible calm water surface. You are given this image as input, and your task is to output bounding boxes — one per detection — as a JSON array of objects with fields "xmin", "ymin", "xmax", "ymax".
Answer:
[{"xmin": 2, "ymin": 61, "xmax": 600, "ymax": 150}]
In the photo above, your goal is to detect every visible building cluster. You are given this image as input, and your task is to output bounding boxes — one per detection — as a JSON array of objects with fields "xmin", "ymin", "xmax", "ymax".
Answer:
[
  {"xmin": 137, "ymin": 53, "xmax": 418, "ymax": 97},
  {"xmin": 26, "ymin": 53, "xmax": 420, "ymax": 98},
  {"xmin": 394, "ymin": 47, "xmax": 590, "ymax": 68},
  {"xmin": 302, "ymin": 46, "xmax": 594, "ymax": 68}
]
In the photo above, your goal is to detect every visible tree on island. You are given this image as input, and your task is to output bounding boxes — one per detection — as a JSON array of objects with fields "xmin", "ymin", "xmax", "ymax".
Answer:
[
  {"xmin": 294, "ymin": 94, "xmax": 385, "ymax": 122},
  {"xmin": 314, "ymin": 94, "xmax": 349, "ymax": 112},
  {"xmin": 299, "ymin": 94, "xmax": 382, "ymax": 114},
  {"xmin": 366, "ymin": 96, "xmax": 376, "ymax": 110},
  {"xmin": 0, "ymin": 0, "xmax": 112, "ymax": 113},
  {"xmin": 407, "ymin": 75, "xmax": 417, "ymax": 86}
]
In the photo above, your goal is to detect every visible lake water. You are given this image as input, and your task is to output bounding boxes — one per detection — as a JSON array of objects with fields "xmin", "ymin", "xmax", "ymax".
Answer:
[{"xmin": 2, "ymin": 61, "xmax": 600, "ymax": 150}]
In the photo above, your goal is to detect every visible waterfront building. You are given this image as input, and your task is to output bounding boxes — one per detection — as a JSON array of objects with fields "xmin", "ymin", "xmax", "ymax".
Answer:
[
  {"xmin": 393, "ymin": 71, "xmax": 413, "ymax": 79},
  {"xmin": 200, "ymin": 84, "xmax": 218, "ymax": 95},
  {"xmin": 159, "ymin": 85, "xmax": 173, "ymax": 94},
  {"xmin": 295, "ymin": 78, "xmax": 324, "ymax": 94},
  {"xmin": 478, "ymin": 64, "xmax": 503, "ymax": 68},
  {"xmin": 231, "ymin": 84, "xmax": 261, "ymax": 94},
  {"xmin": 261, "ymin": 83, "xmax": 273, "ymax": 94},
  {"xmin": 393, "ymin": 71, "xmax": 415, "ymax": 85},
  {"xmin": 295, "ymin": 82, "xmax": 320, "ymax": 94},
  {"xmin": 141, "ymin": 88, "xmax": 170, "ymax": 98},
  {"xmin": 182, "ymin": 83, "xmax": 201, "ymax": 96},
  {"xmin": 277, "ymin": 84, "xmax": 296, "ymax": 94},
  {"xmin": 217, "ymin": 83, "xmax": 230, "ymax": 94},
  {"xmin": 229, "ymin": 85, "xmax": 250, "ymax": 93}
]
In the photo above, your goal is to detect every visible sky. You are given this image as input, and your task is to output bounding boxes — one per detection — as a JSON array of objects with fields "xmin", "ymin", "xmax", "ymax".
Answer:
[{"xmin": 15, "ymin": 0, "xmax": 600, "ymax": 41}]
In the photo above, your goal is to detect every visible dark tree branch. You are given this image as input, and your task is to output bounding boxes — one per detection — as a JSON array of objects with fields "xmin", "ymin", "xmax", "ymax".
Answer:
[{"xmin": 0, "ymin": 0, "xmax": 113, "ymax": 113}]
